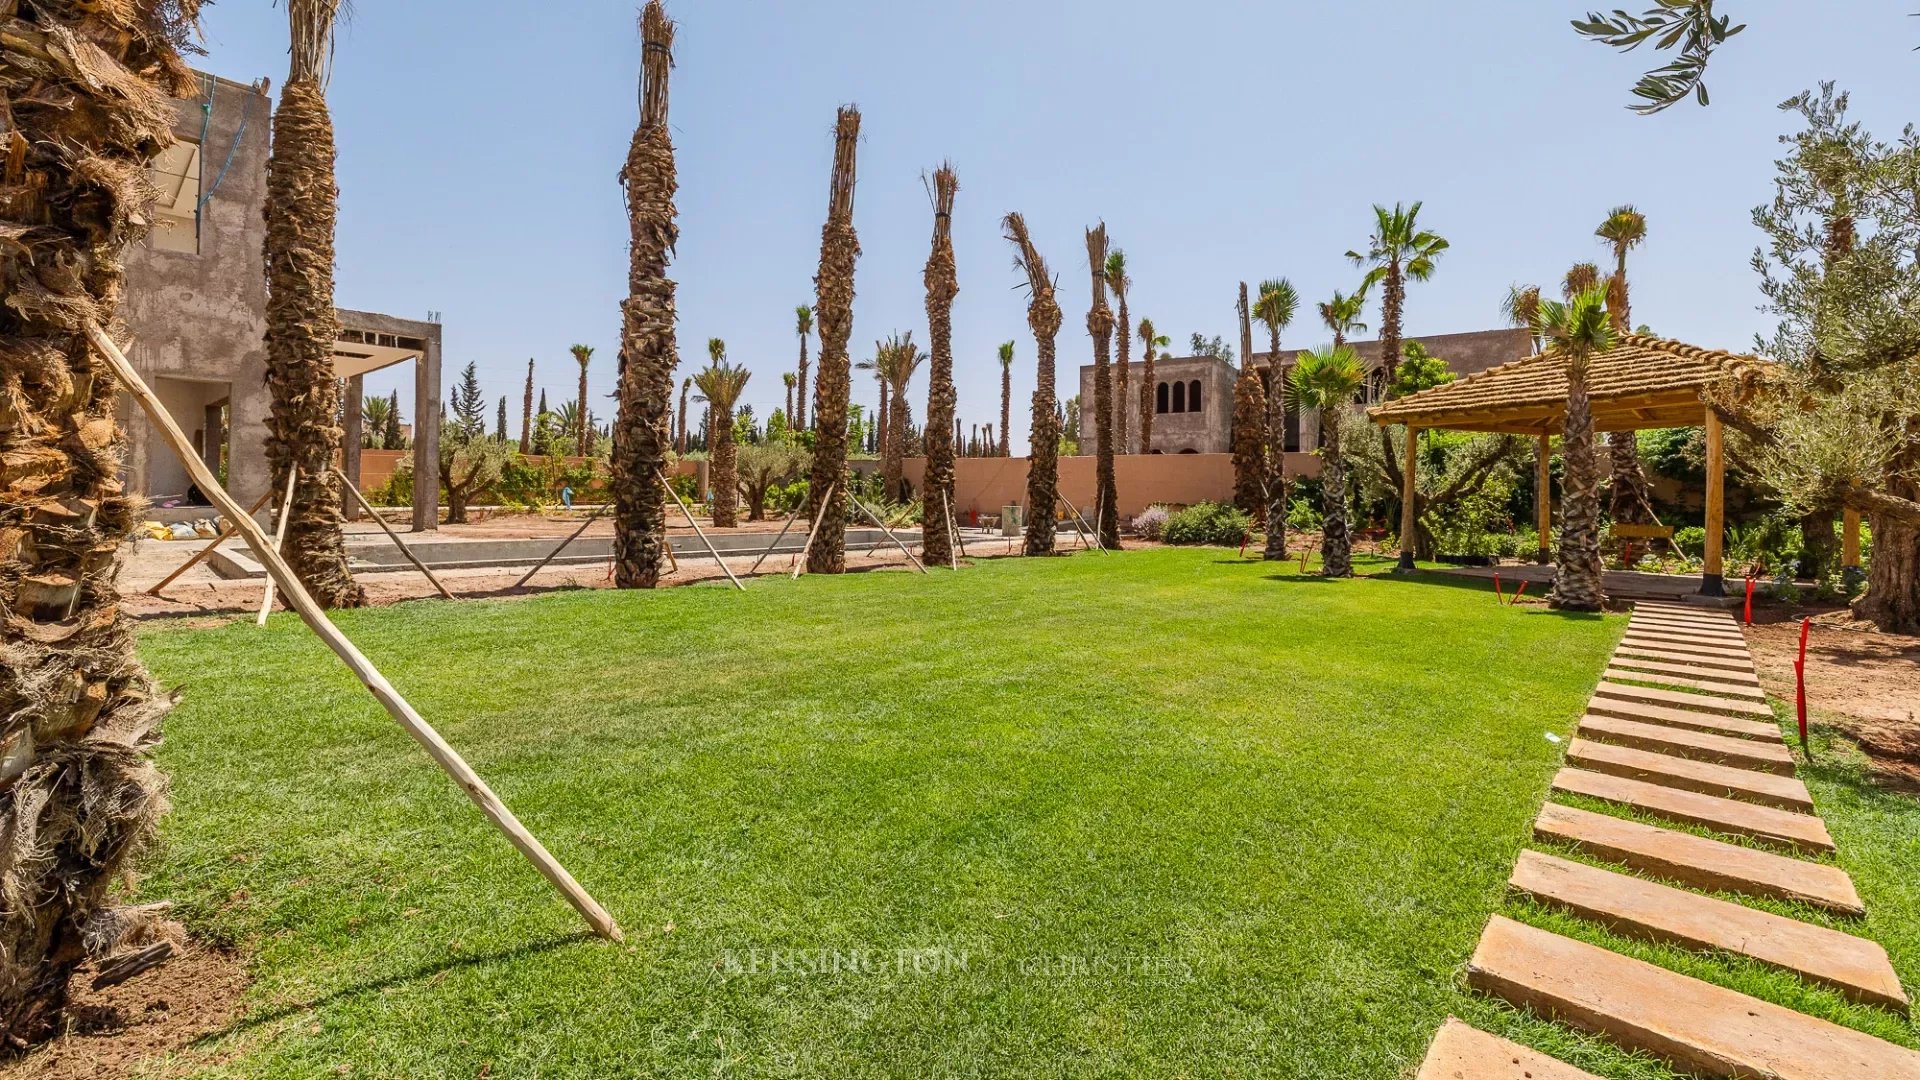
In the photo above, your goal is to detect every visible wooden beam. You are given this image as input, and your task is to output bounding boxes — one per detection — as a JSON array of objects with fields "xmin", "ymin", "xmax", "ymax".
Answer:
[
  {"xmin": 1535, "ymin": 435, "xmax": 1553, "ymax": 564},
  {"xmin": 255, "ymin": 468, "xmax": 297, "ymax": 627},
  {"xmin": 1702, "ymin": 408, "xmax": 1725, "ymax": 596},
  {"xmin": 145, "ymin": 489, "xmax": 274, "ymax": 597},
  {"xmin": 335, "ymin": 467, "xmax": 456, "ymax": 600},
  {"xmin": 658, "ymin": 468, "xmax": 746, "ymax": 591},
  {"xmin": 1843, "ymin": 507, "xmax": 1862, "ymax": 570},
  {"xmin": 1397, "ymin": 427, "xmax": 1419, "ymax": 570}
]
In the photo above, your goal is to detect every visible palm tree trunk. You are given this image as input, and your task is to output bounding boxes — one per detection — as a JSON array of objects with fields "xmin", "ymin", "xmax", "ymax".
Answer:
[
  {"xmin": 796, "ymin": 337, "xmax": 809, "ymax": 431},
  {"xmin": 1552, "ymin": 354, "xmax": 1606, "ymax": 610},
  {"xmin": 1262, "ymin": 330, "xmax": 1289, "ymax": 560},
  {"xmin": 1000, "ymin": 365, "xmax": 1012, "ymax": 457},
  {"xmin": 1231, "ymin": 284, "xmax": 1265, "ymax": 517},
  {"xmin": 676, "ymin": 381, "xmax": 689, "ymax": 456},
  {"xmin": 612, "ymin": 0, "xmax": 678, "ymax": 588},
  {"xmin": 1380, "ymin": 263, "xmax": 1405, "ymax": 388},
  {"xmin": 806, "ymin": 109, "xmax": 861, "ymax": 573},
  {"xmin": 1006, "ymin": 214, "xmax": 1061, "ymax": 556},
  {"xmin": 576, "ymin": 361, "xmax": 591, "ymax": 457},
  {"xmin": 921, "ymin": 167, "xmax": 959, "ymax": 565},
  {"xmin": 1138, "ymin": 346, "xmax": 1156, "ymax": 455},
  {"xmin": 1114, "ymin": 294, "xmax": 1131, "ymax": 454},
  {"xmin": 265, "ymin": 75, "xmax": 365, "ymax": 609},
  {"xmin": 0, "ymin": 0, "xmax": 196, "ymax": 1039},
  {"xmin": 1321, "ymin": 425, "xmax": 1352, "ymax": 577},
  {"xmin": 710, "ymin": 416, "xmax": 738, "ymax": 527},
  {"xmin": 1087, "ymin": 227, "xmax": 1120, "ymax": 549},
  {"xmin": 885, "ymin": 380, "xmax": 907, "ymax": 499}
]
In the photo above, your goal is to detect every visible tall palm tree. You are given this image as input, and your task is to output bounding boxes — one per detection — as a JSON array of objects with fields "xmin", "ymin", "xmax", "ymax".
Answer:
[
  {"xmin": 807, "ymin": 108, "xmax": 861, "ymax": 573},
  {"xmin": 1231, "ymin": 282, "xmax": 1266, "ymax": 517},
  {"xmin": 1105, "ymin": 250, "xmax": 1133, "ymax": 454},
  {"xmin": 1005, "ymin": 213, "xmax": 1062, "ymax": 555},
  {"xmin": 1596, "ymin": 205, "xmax": 1657, "ymax": 525},
  {"xmin": 1, "ymin": 0, "xmax": 201, "ymax": 1038},
  {"xmin": 871, "ymin": 333, "xmax": 925, "ymax": 499},
  {"xmin": 520, "ymin": 358, "xmax": 536, "ymax": 453},
  {"xmin": 611, "ymin": 0, "xmax": 679, "ymax": 587},
  {"xmin": 677, "ymin": 376, "xmax": 691, "ymax": 456},
  {"xmin": 692, "ymin": 361, "xmax": 751, "ymax": 527},
  {"xmin": 922, "ymin": 165, "xmax": 960, "ymax": 563},
  {"xmin": 782, "ymin": 371, "xmax": 797, "ymax": 423},
  {"xmin": 264, "ymin": 0, "xmax": 363, "ymax": 607},
  {"xmin": 1288, "ymin": 346, "xmax": 1368, "ymax": 577},
  {"xmin": 1346, "ymin": 201, "xmax": 1447, "ymax": 389},
  {"xmin": 1318, "ymin": 288, "xmax": 1370, "ymax": 348},
  {"xmin": 1086, "ymin": 224, "xmax": 1120, "ymax": 548},
  {"xmin": 364, "ymin": 394, "xmax": 393, "ymax": 450},
  {"xmin": 794, "ymin": 304, "xmax": 814, "ymax": 431},
  {"xmin": 571, "ymin": 344, "xmax": 595, "ymax": 456},
  {"xmin": 1534, "ymin": 285, "xmax": 1616, "ymax": 611},
  {"xmin": 997, "ymin": 341, "xmax": 1015, "ymax": 457},
  {"xmin": 1563, "ymin": 261, "xmax": 1603, "ymax": 301},
  {"xmin": 1137, "ymin": 318, "xmax": 1168, "ymax": 455},
  {"xmin": 855, "ymin": 346, "xmax": 890, "ymax": 469},
  {"xmin": 1502, "ymin": 284, "xmax": 1544, "ymax": 354},
  {"xmin": 1253, "ymin": 278, "xmax": 1299, "ymax": 560}
]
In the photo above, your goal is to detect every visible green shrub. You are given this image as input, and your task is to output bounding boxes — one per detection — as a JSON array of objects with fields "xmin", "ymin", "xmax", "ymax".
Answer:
[
  {"xmin": 1162, "ymin": 502, "xmax": 1252, "ymax": 546},
  {"xmin": 1286, "ymin": 498, "xmax": 1323, "ymax": 533},
  {"xmin": 1673, "ymin": 525, "xmax": 1707, "ymax": 559}
]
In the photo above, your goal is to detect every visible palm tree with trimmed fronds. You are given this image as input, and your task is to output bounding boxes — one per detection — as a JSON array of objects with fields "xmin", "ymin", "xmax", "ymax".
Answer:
[
  {"xmin": 0, "ymin": 0, "xmax": 203, "ymax": 1037},
  {"xmin": 1534, "ymin": 285, "xmax": 1616, "ymax": 611},
  {"xmin": 1005, "ymin": 213, "xmax": 1062, "ymax": 555},
  {"xmin": 1318, "ymin": 288, "xmax": 1369, "ymax": 349},
  {"xmin": 806, "ymin": 108, "xmax": 861, "ymax": 573},
  {"xmin": 1563, "ymin": 261, "xmax": 1603, "ymax": 301},
  {"xmin": 1137, "ymin": 319, "xmax": 1169, "ymax": 455},
  {"xmin": 997, "ymin": 341, "xmax": 1015, "ymax": 457},
  {"xmin": 1502, "ymin": 284, "xmax": 1544, "ymax": 354},
  {"xmin": 1105, "ymin": 250, "xmax": 1133, "ymax": 454},
  {"xmin": 794, "ymin": 305, "xmax": 814, "ymax": 430},
  {"xmin": 692, "ymin": 360, "xmax": 751, "ymax": 527},
  {"xmin": 921, "ymin": 164, "xmax": 960, "ymax": 563},
  {"xmin": 1347, "ymin": 201, "xmax": 1447, "ymax": 391},
  {"xmin": 1086, "ymin": 224, "xmax": 1120, "ymax": 547},
  {"xmin": 1253, "ymin": 277, "xmax": 1299, "ymax": 560},
  {"xmin": 1231, "ymin": 282, "xmax": 1267, "ymax": 517},
  {"xmin": 782, "ymin": 371, "xmax": 796, "ymax": 423},
  {"xmin": 1596, "ymin": 205, "xmax": 1658, "ymax": 525},
  {"xmin": 1288, "ymin": 345, "xmax": 1368, "ymax": 577},
  {"xmin": 264, "ymin": 0, "xmax": 363, "ymax": 607},
  {"xmin": 571, "ymin": 344, "xmax": 595, "ymax": 456}
]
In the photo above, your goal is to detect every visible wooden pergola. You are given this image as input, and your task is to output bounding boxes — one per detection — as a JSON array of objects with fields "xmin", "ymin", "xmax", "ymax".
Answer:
[{"xmin": 1367, "ymin": 335, "xmax": 1776, "ymax": 597}]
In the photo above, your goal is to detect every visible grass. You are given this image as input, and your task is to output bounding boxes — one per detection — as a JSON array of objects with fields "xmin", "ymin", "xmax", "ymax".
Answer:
[{"xmin": 126, "ymin": 548, "xmax": 1720, "ymax": 1076}]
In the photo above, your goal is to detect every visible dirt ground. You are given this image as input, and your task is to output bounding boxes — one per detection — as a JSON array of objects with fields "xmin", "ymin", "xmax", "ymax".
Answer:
[
  {"xmin": 1743, "ymin": 605, "xmax": 1920, "ymax": 789},
  {"xmin": 0, "ymin": 949, "xmax": 249, "ymax": 1080}
]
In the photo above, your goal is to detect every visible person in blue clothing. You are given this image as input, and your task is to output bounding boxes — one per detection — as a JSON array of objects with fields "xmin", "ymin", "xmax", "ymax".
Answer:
[{"xmin": 559, "ymin": 484, "xmax": 574, "ymax": 510}]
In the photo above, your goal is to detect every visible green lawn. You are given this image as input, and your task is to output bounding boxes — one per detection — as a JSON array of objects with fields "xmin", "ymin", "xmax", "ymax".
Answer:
[{"xmin": 134, "ymin": 548, "xmax": 1635, "ymax": 1077}]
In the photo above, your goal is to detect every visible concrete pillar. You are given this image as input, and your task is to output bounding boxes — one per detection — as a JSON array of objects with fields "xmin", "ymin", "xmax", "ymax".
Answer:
[
  {"xmin": 1701, "ymin": 408, "xmax": 1725, "ymax": 597},
  {"xmin": 342, "ymin": 374, "xmax": 364, "ymax": 493},
  {"xmin": 1535, "ymin": 435, "xmax": 1553, "ymax": 564},
  {"xmin": 412, "ymin": 336, "xmax": 442, "ymax": 532}
]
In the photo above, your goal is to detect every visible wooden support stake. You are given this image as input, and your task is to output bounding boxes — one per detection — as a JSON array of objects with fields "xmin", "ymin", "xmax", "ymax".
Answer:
[
  {"xmin": 847, "ymin": 491, "xmax": 928, "ymax": 573},
  {"xmin": 941, "ymin": 492, "xmax": 963, "ymax": 568},
  {"xmin": 1056, "ymin": 491, "xmax": 1105, "ymax": 554},
  {"xmin": 146, "ymin": 489, "xmax": 274, "ymax": 597},
  {"xmin": 513, "ymin": 503, "xmax": 611, "ymax": 589},
  {"xmin": 85, "ymin": 322, "xmax": 623, "ymax": 943},
  {"xmin": 255, "ymin": 468, "xmax": 297, "ymax": 627},
  {"xmin": 335, "ymin": 467, "xmax": 455, "ymax": 600},
  {"xmin": 791, "ymin": 482, "xmax": 835, "ymax": 579},
  {"xmin": 658, "ymin": 467, "xmax": 745, "ymax": 591},
  {"xmin": 747, "ymin": 503, "xmax": 805, "ymax": 575}
]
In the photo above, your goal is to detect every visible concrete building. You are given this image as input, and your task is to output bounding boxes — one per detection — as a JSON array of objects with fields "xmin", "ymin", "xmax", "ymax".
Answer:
[
  {"xmin": 1078, "ymin": 327, "xmax": 1535, "ymax": 456},
  {"xmin": 120, "ymin": 72, "xmax": 443, "ymax": 528}
]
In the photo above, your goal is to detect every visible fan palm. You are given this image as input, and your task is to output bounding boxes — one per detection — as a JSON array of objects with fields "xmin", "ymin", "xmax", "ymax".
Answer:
[
  {"xmin": 692, "ymin": 361, "xmax": 752, "ymax": 527},
  {"xmin": 264, "ymin": 0, "xmax": 363, "ymax": 606},
  {"xmin": 1086, "ymin": 225, "xmax": 1120, "ymax": 547},
  {"xmin": 1595, "ymin": 205, "xmax": 1657, "ymax": 524},
  {"xmin": 0, "ymin": 0, "xmax": 201, "ymax": 1037},
  {"xmin": 571, "ymin": 344, "xmax": 595, "ymax": 456},
  {"xmin": 1502, "ymin": 284, "xmax": 1544, "ymax": 354},
  {"xmin": 1288, "ymin": 346, "xmax": 1368, "ymax": 577},
  {"xmin": 782, "ymin": 371, "xmax": 797, "ymax": 422},
  {"xmin": 1318, "ymin": 288, "xmax": 1369, "ymax": 348},
  {"xmin": 997, "ymin": 341, "xmax": 1015, "ymax": 457},
  {"xmin": 1005, "ymin": 213, "xmax": 1062, "ymax": 555},
  {"xmin": 611, "ymin": 0, "xmax": 679, "ymax": 587},
  {"xmin": 1137, "ymin": 319, "xmax": 1169, "ymax": 455},
  {"xmin": 794, "ymin": 305, "xmax": 814, "ymax": 431},
  {"xmin": 806, "ymin": 108, "xmax": 862, "ymax": 572},
  {"xmin": 1105, "ymin": 250, "xmax": 1133, "ymax": 454},
  {"xmin": 1253, "ymin": 278, "xmax": 1299, "ymax": 560},
  {"xmin": 1347, "ymin": 202, "xmax": 1447, "ymax": 390},
  {"xmin": 921, "ymin": 165, "xmax": 960, "ymax": 563},
  {"xmin": 1534, "ymin": 285, "xmax": 1616, "ymax": 611},
  {"xmin": 1562, "ymin": 261, "xmax": 1602, "ymax": 301},
  {"xmin": 1231, "ymin": 282, "xmax": 1267, "ymax": 518}
]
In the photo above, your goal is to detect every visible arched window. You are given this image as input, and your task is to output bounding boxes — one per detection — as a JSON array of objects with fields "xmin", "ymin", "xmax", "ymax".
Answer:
[
  {"xmin": 1156, "ymin": 381, "xmax": 1170, "ymax": 415},
  {"xmin": 1188, "ymin": 380, "xmax": 1203, "ymax": 414},
  {"xmin": 1172, "ymin": 380, "xmax": 1186, "ymax": 413}
]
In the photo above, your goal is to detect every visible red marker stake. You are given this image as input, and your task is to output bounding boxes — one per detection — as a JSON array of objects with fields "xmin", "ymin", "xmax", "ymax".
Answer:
[
  {"xmin": 1510, "ymin": 580, "xmax": 1530, "ymax": 606},
  {"xmin": 1744, "ymin": 575, "xmax": 1755, "ymax": 626},
  {"xmin": 1795, "ymin": 617, "xmax": 1812, "ymax": 756},
  {"xmin": 1492, "ymin": 572, "xmax": 1504, "ymax": 605}
]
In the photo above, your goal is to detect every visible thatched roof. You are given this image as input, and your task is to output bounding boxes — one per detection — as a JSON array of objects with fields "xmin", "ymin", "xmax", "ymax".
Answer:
[{"xmin": 1367, "ymin": 334, "xmax": 1775, "ymax": 434}]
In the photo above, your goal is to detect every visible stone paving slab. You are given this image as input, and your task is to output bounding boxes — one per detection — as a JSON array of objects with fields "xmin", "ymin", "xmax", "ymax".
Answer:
[
  {"xmin": 1608, "ymin": 655, "xmax": 1761, "ymax": 686},
  {"xmin": 1618, "ymin": 635, "xmax": 1752, "ymax": 660},
  {"xmin": 1612, "ymin": 644, "xmax": 1756, "ymax": 674},
  {"xmin": 1510, "ymin": 852, "xmax": 1909, "ymax": 1013},
  {"xmin": 1567, "ymin": 738, "xmax": 1814, "ymax": 811},
  {"xmin": 1602, "ymin": 667, "xmax": 1768, "ymax": 700},
  {"xmin": 1415, "ymin": 1018, "xmax": 1603, "ymax": 1080},
  {"xmin": 1584, "ymin": 699, "xmax": 1780, "ymax": 741},
  {"xmin": 1578, "ymin": 716, "xmax": 1795, "ymax": 774},
  {"xmin": 1551, "ymin": 768, "xmax": 1834, "ymax": 853},
  {"xmin": 1467, "ymin": 916, "xmax": 1920, "ymax": 1077},
  {"xmin": 1592, "ymin": 681, "xmax": 1775, "ymax": 718},
  {"xmin": 1534, "ymin": 803, "xmax": 1864, "ymax": 914}
]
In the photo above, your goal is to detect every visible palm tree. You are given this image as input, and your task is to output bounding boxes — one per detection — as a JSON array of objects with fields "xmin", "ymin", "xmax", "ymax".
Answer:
[
  {"xmin": 1, "ymin": 0, "xmax": 201, "ymax": 1038},
  {"xmin": 782, "ymin": 371, "xmax": 797, "ymax": 423},
  {"xmin": 611, "ymin": 0, "xmax": 679, "ymax": 588},
  {"xmin": 1596, "ymin": 205, "xmax": 1657, "ymax": 525},
  {"xmin": 570, "ymin": 344, "xmax": 595, "ymax": 456},
  {"xmin": 997, "ymin": 341, "xmax": 1015, "ymax": 457},
  {"xmin": 1318, "ymin": 288, "xmax": 1370, "ymax": 348},
  {"xmin": 870, "ymin": 333, "xmax": 925, "ymax": 499},
  {"xmin": 1502, "ymin": 284, "xmax": 1544, "ymax": 354},
  {"xmin": 1288, "ymin": 346, "xmax": 1368, "ymax": 577},
  {"xmin": 520, "ymin": 358, "xmax": 536, "ymax": 453},
  {"xmin": 807, "ymin": 107, "xmax": 861, "ymax": 573},
  {"xmin": 1105, "ymin": 250, "xmax": 1133, "ymax": 454},
  {"xmin": 794, "ymin": 305, "xmax": 814, "ymax": 431},
  {"xmin": 855, "ymin": 346, "xmax": 890, "ymax": 468},
  {"xmin": 1005, "ymin": 213, "xmax": 1063, "ymax": 555},
  {"xmin": 1086, "ymin": 224, "xmax": 1120, "ymax": 548},
  {"xmin": 364, "ymin": 394, "xmax": 393, "ymax": 449},
  {"xmin": 921, "ymin": 164, "xmax": 960, "ymax": 563},
  {"xmin": 264, "ymin": 0, "xmax": 363, "ymax": 607},
  {"xmin": 1253, "ymin": 278, "xmax": 1299, "ymax": 560},
  {"xmin": 1534, "ymin": 285, "xmax": 1616, "ymax": 611},
  {"xmin": 1563, "ymin": 261, "xmax": 1603, "ymax": 301},
  {"xmin": 677, "ymin": 376, "xmax": 691, "ymax": 455},
  {"xmin": 1347, "ymin": 202, "xmax": 1447, "ymax": 391},
  {"xmin": 692, "ymin": 361, "xmax": 751, "ymax": 527},
  {"xmin": 1231, "ymin": 282, "xmax": 1267, "ymax": 517},
  {"xmin": 1137, "ymin": 319, "xmax": 1169, "ymax": 455}
]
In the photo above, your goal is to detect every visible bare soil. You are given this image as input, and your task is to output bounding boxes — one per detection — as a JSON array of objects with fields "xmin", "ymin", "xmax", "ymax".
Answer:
[
  {"xmin": 1744, "ymin": 605, "xmax": 1920, "ymax": 789},
  {"xmin": 0, "ymin": 948, "xmax": 249, "ymax": 1080}
]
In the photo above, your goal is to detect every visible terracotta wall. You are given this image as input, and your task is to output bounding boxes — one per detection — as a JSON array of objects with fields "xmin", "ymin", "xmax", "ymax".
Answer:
[{"xmin": 902, "ymin": 452, "xmax": 1322, "ymax": 523}]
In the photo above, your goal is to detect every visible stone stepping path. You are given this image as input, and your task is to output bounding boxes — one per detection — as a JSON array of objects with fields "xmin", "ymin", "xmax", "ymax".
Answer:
[
  {"xmin": 1566, "ymin": 737, "xmax": 1814, "ymax": 811},
  {"xmin": 1510, "ymin": 852, "xmax": 1908, "ymax": 1012},
  {"xmin": 1419, "ymin": 602, "xmax": 1911, "ymax": 1075}
]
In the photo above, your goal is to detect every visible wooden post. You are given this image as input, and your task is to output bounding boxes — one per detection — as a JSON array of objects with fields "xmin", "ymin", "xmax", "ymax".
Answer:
[
  {"xmin": 513, "ymin": 503, "xmax": 610, "ymax": 588},
  {"xmin": 747, "ymin": 504, "xmax": 805, "ymax": 575},
  {"xmin": 1057, "ymin": 490, "xmax": 1107, "ymax": 554},
  {"xmin": 791, "ymin": 482, "xmax": 835, "ymax": 580},
  {"xmin": 86, "ymin": 322, "xmax": 623, "ymax": 942},
  {"xmin": 941, "ymin": 492, "xmax": 963, "ymax": 567},
  {"xmin": 1397, "ymin": 426, "xmax": 1419, "ymax": 571},
  {"xmin": 658, "ymin": 467, "xmax": 745, "ymax": 591},
  {"xmin": 1701, "ymin": 408, "xmax": 1726, "ymax": 597},
  {"xmin": 342, "ymin": 374, "xmax": 364, "ymax": 498},
  {"xmin": 848, "ymin": 491, "xmax": 929, "ymax": 573},
  {"xmin": 335, "ymin": 467, "xmax": 456, "ymax": 600},
  {"xmin": 1842, "ymin": 507, "xmax": 1863, "ymax": 575},
  {"xmin": 256, "ymin": 468, "xmax": 297, "ymax": 626},
  {"xmin": 1535, "ymin": 434, "xmax": 1553, "ymax": 565},
  {"xmin": 146, "ymin": 489, "xmax": 274, "ymax": 597}
]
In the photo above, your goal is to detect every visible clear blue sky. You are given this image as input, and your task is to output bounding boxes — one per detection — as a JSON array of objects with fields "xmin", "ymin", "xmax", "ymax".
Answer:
[{"xmin": 186, "ymin": 1, "xmax": 1918, "ymax": 446}]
